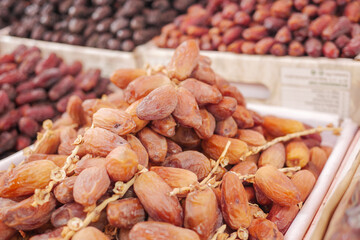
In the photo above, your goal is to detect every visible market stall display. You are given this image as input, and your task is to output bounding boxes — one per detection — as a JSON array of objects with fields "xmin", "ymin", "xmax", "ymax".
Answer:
[
  {"xmin": 154, "ymin": 0, "xmax": 360, "ymax": 58},
  {"xmin": 0, "ymin": 45, "xmax": 110, "ymax": 157},
  {"xmin": 7, "ymin": 0, "xmax": 198, "ymax": 51},
  {"xmin": 0, "ymin": 40, "xmax": 349, "ymax": 240}
]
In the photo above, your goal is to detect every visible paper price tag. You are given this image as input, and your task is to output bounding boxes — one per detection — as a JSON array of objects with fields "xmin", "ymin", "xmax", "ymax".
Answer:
[{"xmin": 281, "ymin": 67, "xmax": 351, "ymax": 117}]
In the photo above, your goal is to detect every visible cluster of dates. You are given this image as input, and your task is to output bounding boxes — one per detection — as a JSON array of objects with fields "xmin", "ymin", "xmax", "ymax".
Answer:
[
  {"xmin": 0, "ymin": 40, "xmax": 332, "ymax": 240},
  {"xmin": 154, "ymin": 0, "xmax": 360, "ymax": 58},
  {"xmin": 0, "ymin": 44, "xmax": 109, "ymax": 156},
  {"xmin": 8, "ymin": 0, "xmax": 198, "ymax": 51},
  {"xmin": 0, "ymin": 0, "xmax": 30, "ymax": 29}
]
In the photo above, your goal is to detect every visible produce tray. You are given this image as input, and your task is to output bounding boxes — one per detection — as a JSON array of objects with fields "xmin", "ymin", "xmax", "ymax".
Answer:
[
  {"xmin": 304, "ymin": 129, "xmax": 360, "ymax": 240},
  {"xmin": 0, "ymin": 103, "xmax": 357, "ymax": 239},
  {"xmin": 0, "ymin": 29, "xmax": 136, "ymax": 77},
  {"xmin": 135, "ymin": 43, "xmax": 360, "ymax": 125}
]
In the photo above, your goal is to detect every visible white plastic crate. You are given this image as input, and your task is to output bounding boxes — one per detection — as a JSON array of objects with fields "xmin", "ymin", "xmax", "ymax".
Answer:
[{"xmin": 0, "ymin": 104, "xmax": 357, "ymax": 240}]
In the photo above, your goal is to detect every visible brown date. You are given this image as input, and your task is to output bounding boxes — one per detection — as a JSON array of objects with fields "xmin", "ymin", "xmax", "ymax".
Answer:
[
  {"xmin": 129, "ymin": 221, "xmax": 200, "ymax": 240},
  {"xmin": 263, "ymin": 116, "xmax": 305, "ymax": 137},
  {"xmin": 309, "ymin": 146, "xmax": 328, "ymax": 172},
  {"xmin": 173, "ymin": 86, "xmax": 202, "ymax": 129},
  {"xmin": 125, "ymin": 98, "xmax": 149, "ymax": 133},
  {"xmin": 258, "ymin": 142, "xmax": 286, "ymax": 168},
  {"xmin": 264, "ymin": 17, "xmax": 286, "ymax": 32},
  {"xmin": 167, "ymin": 39, "xmax": 200, "ymax": 81},
  {"xmin": 323, "ymin": 41, "xmax": 339, "ymax": 58},
  {"xmin": 49, "ymin": 75, "xmax": 75, "ymax": 101},
  {"xmin": 110, "ymin": 69, "xmax": 147, "ymax": 89},
  {"xmin": 271, "ymin": 0, "xmax": 292, "ymax": 19},
  {"xmin": 124, "ymin": 74, "xmax": 171, "ymax": 104},
  {"xmin": 138, "ymin": 127, "xmax": 167, "ymax": 164},
  {"xmin": 105, "ymin": 145, "xmax": 139, "ymax": 182},
  {"xmin": 194, "ymin": 109, "xmax": 216, "ymax": 140},
  {"xmin": 342, "ymin": 36, "xmax": 360, "ymax": 58},
  {"xmin": 73, "ymin": 166, "xmax": 110, "ymax": 206},
  {"xmin": 84, "ymin": 127, "xmax": 127, "ymax": 157},
  {"xmin": 72, "ymin": 227, "xmax": 109, "ymax": 240},
  {"xmin": 202, "ymin": 135, "xmax": 248, "ymax": 165},
  {"xmin": 190, "ymin": 56, "xmax": 216, "ymax": 85},
  {"xmin": 249, "ymin": 218, "xmax": 284, "ymax": 240},
  {"xmin": 134, "ymin": 171, "xmax": 183, "ymax": 226},
  {"xmin": 35, "ymin": 53, "xmax": 60, "ymax": 75},
  {"xmin": 318, "ymin": 1, "xmax": 337, "ymax": 15},
  {"xmin": 0, "ymin": 160, "xmax": 57, "ymax": 198},
  {"xmin": 66, "ymin": 95, "xmax": 87, "ymax": 127},
  {"xmin": 171, "ymin": 126, "xmax": 201, "ymax": 149},
  {"xmin": 166, "ymin": 138, "xmax": 183, "ymax": 157},
  {"xmin": 237, "ymin": 129, "xmax": 266, "ymax": 146},
  {"xmin": 288, "ymin": 41, "xmax": 305, "ymax": 56},
  {"xmin": 3, "ymin": 194, "xmax": 56, "ymax": 230},
  {"xmin": 126, "ymin": 134, "xmax": 149, "ymax": 168},
  {"xmin": 0, "ymin": 70, "xmax": 26, "ymax": 85},
  {"xmin": 302, "ymin": 5, "xmax": 318, "ymax": 18},
  {"xmin": 51, "ymin": 202, "xmax": 86, "ymax": 228},
  {"xmin": 255, "ymin": 37, "xmax": 275, "ymax": 54},
  {"xmin": 291, "ymin": 170, "xmax": 316, "ymax": 201},
  {"xmin": 221, "ymin": 172, "xmax": 252, "ymax": 229},
  {"xmin": 242, "ymin": 26, "xmax": 268, "ymax": 41},
  {"xmin": 136, "ymin": 84, "xmax": 178, "ymax": 121},
  {"xmin": 230, "ymin": 160, "xmax": 258, "ymax": 175},
  {"xmin": 180, "ymin": 78, "xmax": 222, "ymax": 106},
  {"xmin": 151, "ymin": 166, "xmax": 198, "ymax": 192},
  {"xmin": 286, "ymin": 140, "xmax": 310, "ymax": 167},
  {"xmin": 54, "ymin": 176, "xmax": 77, "ymax": 204},
  {"xmin": 16, "ymin": 88, "xmax": 47, "ymax": 105},
  {"xmin": 163, "ymin": 151, "xmax": 211, "ymax": 181},
  {"xmin": 288, "ymin": 13, "xmax": 309, "ymax": 31},
  {"xmin": 215, "ymin": 117, "xmax": 238, "ymax": 138},
  {"xmin": 93, "ymin": 108, "xmax": 136, "ymax": 135},
  {"xmin": 270, "ymin": 43, "xmax": 287, "ymax": 56},
  {"xmin": 150, "ymin": 115, "xmax": 177, "ymax": 138},
  {"xmin": 322, "ymin": 17, "xmax": 352, "ymax": 41},
  {"xmin": 29, "ymin": 227, "xmax": 64, "ymax": 240},
  {"xmin": 107, "ymin": 198, "xmax": 145, "ymax": 229},
  {"xmin": 254, "ymin": 165, "xmax": 301, "ymax": 206},
  {"xmin": 0, "ymin": 109, "xmax": 21, "ymax": 131},
  {"xmin": 233, "ymin": 105, "xmax": 254, "ymax": 129},
  {"xmin": 344, "ymin": 1, "xmax": 360, "ymax": 23},
  {"xmin": 75, "ymin": 158, "xmax": 107, "ymax": 175},
  {"xmin": 308, "ymin": 15, "xmax": 332, "ymax": 37},
  {"xmin": 185, "ymin": 187, "xmax": 220, "ymax": 240},
  {"xmin": 206, "ymin": 96, "xmax": 237, "ymax": 121}
]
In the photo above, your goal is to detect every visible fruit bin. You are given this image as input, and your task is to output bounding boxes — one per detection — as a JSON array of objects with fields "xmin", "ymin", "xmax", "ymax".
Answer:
[
  {"xmin": 322, "ymin": 147, "xmax": 360, "ymax": 239},
  {"xmin": 135, "ymin": 43, "xmax": 360, "ymax": 124},
  {"xmin": 0, "ymin": 29, "xmax": 136, "ymax": 77},
  {"xmin": 304, "ymin": 129, "xmax": 360, "ymax": 239},
  {"xmin": 0, "ymin": 103, "xmax": 357, "ymax": 240}
]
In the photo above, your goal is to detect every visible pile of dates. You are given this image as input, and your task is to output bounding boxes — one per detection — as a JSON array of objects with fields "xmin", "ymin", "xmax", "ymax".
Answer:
[
  {"xmin": 0, "ymin": 45, "xmax": 109, "ymax": 156},
  {"xmin": 0, "ymin": 0, "xmax": 30, "ymax": 29},
  {"xmin": 9, "ymin": 0, "xmax": 198, "ymax": 51},
  {"xmin": 0, "ymin": 40, "xmax": 333, "ymax": 240},
  {"xmin": 154, "ymin": 0, "xmax": 360, "ymax": 58}
]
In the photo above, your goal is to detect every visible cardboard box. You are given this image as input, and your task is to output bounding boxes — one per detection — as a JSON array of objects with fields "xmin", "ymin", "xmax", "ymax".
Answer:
[
  {"xmin": 0, "ymin": 104, "xmax": 357, "ymax": 240},
  {"xmin": 135, "ymin": 43, "xmax": 360, "ymax": 125}
]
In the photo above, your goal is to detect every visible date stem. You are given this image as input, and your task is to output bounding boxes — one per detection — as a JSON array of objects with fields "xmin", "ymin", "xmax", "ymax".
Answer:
[
  {"xmin": 32, "ymin": 135, "xmax": 83, "ymax": 207},
  {"xmin": 240, "ymin": 126, "xmax": 341, "ymax": 161}
]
